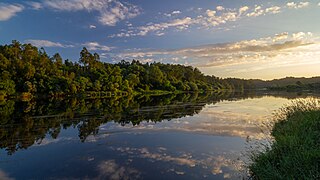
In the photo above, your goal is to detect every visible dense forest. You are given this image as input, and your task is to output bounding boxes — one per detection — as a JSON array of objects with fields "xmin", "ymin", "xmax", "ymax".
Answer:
[{"xmin": 0, "ymin": 41, "xmax": 255, "ymax": 98}]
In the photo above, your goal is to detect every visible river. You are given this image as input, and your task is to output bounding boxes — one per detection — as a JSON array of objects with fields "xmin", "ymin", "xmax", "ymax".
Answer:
[{"xmin": 0, "ymin": 91, "xmax": 317, "ymax": 179}]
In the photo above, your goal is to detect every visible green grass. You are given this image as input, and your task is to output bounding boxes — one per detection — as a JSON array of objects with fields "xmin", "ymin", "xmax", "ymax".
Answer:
[{"xmin": 249, "ymin": 98, "xmax": 320, "ymax": 179}]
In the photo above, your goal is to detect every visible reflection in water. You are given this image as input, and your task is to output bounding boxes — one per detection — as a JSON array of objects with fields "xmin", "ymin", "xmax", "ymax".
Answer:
[
  {"xmin": 97, "ymin": 160, "xmax": 141, "ymax": 180},
  {"xmin": 0, "ymin": 170, "xmax": 14, "ymax": 180},
  {"xmin": 112, "ymin": 146, "xmax": 244, "ymax": 178},
  {"xmin": 0, "ymin": 91, "xmax": 246, "ymax": 155},
  {"xmin": 0, "ymin": 91, "xmax": 318, "ymax": 179}
]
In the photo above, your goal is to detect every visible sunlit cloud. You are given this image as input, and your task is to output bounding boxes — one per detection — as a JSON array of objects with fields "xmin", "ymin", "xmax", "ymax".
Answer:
[
  {"xmin": 27, "ymin": 2, "xmax": 43, "ymax": 10},
  {"xmin": 286, "ymin": 1, "xmax": 310, "ymax": 9},
  {"xmin": 160, "ymin": 10, "xmax": 181, "ymax": 18},
  {"xmin": 216, "ymin": 6, "xmax": 225, "ymax": 11},
  {"xmin": 25, "ymin": 39, "xmax": 74, "ymax": 48},
  {"xmin": 43, "ymin": 0, "xmax": 141, "ymax": 26},
  {"xmin": 265, "ymin": 6, "xmax": 281, "ymax": 14},
  {"xmin": 113, "ymin": 32, "xmax": 314, "ymax": 64},
  {"xmin": 238, "ymin": 6, "xmax": 249, "ymax": 15},
  {"xmin": 82, "ymin": 42, "xmax": 112, "ymax": 51},
  {"xmin": 0, "ymin": 3, "xmax": 24, "ymax": 21},
  {"xmin": 109, "ymin": 1, "xmax": 312, "ymax": 38},
  {"xmin": 109, "ymin": 31, "xmax": 320, "ymax": 79},
  {"xmin": 110, "ymin": 17, "xmax": 193, "ymax": 37},
  {"xmin": 292, "ymin": 32, "xmax": 313, "ymax": 40},
  {"xmin": 246, "ymin": 6, "xmax": 264, "ymax": 17},
  {"xmin": 273, "ymin": 32, "xmax": 289, "ymax": 42}
]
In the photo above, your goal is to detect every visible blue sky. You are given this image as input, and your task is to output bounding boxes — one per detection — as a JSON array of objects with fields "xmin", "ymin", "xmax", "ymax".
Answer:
[{"xmin": 1, "ymin": 0, "xmax": 320, "ymax": 79}]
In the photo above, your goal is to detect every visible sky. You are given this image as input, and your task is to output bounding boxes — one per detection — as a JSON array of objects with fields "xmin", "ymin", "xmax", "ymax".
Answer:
[{"xmin": 0, "ymin": 0, "xmax": 320, "ymax": 80}]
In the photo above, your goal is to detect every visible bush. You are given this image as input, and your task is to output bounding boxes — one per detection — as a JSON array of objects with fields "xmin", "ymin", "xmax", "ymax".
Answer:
[{"xmin": 249, "ymin": 98, "xmax": 320, "ymax": 179}]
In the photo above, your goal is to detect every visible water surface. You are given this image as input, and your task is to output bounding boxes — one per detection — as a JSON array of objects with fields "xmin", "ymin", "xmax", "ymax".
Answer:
[{"xmin": 0, "ymin": 92, "xmax": 316, "ymax": 179}]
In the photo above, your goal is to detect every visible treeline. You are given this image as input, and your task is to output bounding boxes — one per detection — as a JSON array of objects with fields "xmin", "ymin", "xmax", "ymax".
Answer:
[
  {"xmin": 268, "ymin": 81, "xmax": 320, "ymax": 91},
  {"xmin": 0, "ymin": 41, "xmax": 255, "ymax": 97},
  {"xmin": 252, "ymin": 77, "xmax": 320, "ymax": 90}
]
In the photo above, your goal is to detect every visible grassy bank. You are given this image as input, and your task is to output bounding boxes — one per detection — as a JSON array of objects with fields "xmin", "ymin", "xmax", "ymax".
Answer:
[{"xmin": 249, "ymin": 98, "xmax": 320, "ymax": 179}]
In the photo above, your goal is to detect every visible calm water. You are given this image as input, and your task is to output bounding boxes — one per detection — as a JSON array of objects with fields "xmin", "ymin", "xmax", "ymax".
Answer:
[{"xmin": 0, "ymin": 91, "xmax": 317, "ymax": 179}]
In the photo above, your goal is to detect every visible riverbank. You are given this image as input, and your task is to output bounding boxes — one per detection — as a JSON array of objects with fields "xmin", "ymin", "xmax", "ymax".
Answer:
[
  {"xmin": 249, "ymin": 98, "xmax": 320, "ymax": 179},
  {"xmin": 1, "ymin": 88, "xmax": 233, "ymax": 101}
]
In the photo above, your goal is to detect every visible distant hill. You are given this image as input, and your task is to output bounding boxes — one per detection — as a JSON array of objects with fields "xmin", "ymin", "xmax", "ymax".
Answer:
[{"xmin": 251, "ymin": 77, "xmax": 320, "ymax": 89}]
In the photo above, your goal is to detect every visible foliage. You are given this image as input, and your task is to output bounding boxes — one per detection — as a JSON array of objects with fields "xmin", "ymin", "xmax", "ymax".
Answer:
[
  {"xmin": 268, "ymin": 81, "xmax": 320, "ymax": 92},
  {"xmin": 252, "ymin": 77, "xmax": 320, "ymax": 90},
  {"xmin": 0, "ymin": 41, "xmax": 255, "ymax": 96},
  {"xmin": 249, "ymin": 98, "xmax": 320, "ymax": 179}
]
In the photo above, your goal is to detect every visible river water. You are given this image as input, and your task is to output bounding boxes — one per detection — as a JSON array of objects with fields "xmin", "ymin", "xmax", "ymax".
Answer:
[{"xmin": 0, "ymin": 91, "xmax": 317, "ymax": 179}]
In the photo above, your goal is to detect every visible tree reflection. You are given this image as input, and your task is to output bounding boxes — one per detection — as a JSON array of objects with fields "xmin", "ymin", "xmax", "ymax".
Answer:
[{"xmin": 0, "ymin": 91, "xmax": 316, "ymax": 155}]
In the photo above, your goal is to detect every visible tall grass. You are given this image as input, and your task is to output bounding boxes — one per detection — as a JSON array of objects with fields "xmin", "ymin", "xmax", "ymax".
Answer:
[{"xmin": 249, "ymin": 98, "xmax": 320, "ymax": 179}]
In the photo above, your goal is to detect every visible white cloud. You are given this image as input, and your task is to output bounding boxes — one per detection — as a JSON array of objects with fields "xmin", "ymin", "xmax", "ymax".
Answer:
[
  {"xmin": 244, "ymin": 5, "xmax": 282, "ymax": 17},
  {"xmin": 44, "ymin": 0, "xmax": 84, "ymax": 11},
  {"xmin": 25, "ymin": 39, "xmax": 74, "ymax": 48},
  {"xmin": 112, "ymin": 17, "xmax": 193, "ymax": 37},
  {"xmin": 83, "ymin": 42, "xmax": 112, "ymax": 51},
  {"xmin": 246, "ymin": 6, "xmax": 264, "ymax": 17},
  {"xmin": 292, "ymin": 32, "xmax": 313, "ymax": 40},
  {"xmin": 206, "ymin": 10, "xmax": 216, "ymax": 17},
  {"xmin": 216, "ymin": 6, "xmax": 225, "ymax": 11},
  {"xmin": 265, "ymin": 6, "xmax": 281, "ymax": 14},
  {"xmin": 273, "ymin": 32, "xmax": 289, "ymax": 42},
  {"xmin": 98, "ymin": 1, "xmax": 140, "ymax": 26},
  {"xmin": 27, "ymin": 2, "xmax": 43, "ymax": 10},
  {"xmin": 26, "ymin": 40, "xmax": 113, "ymax": 51},
  {"xmin": 89, "ymin": 25, "xmax": 97, "ymax": 29},
  {"xmin": 172, "ymin": 10, "xmax": 181, "ymax": 14},
  {"xmin": 111, "ymin": 5, "xmax": 250, "ymax": 38},
  {"xmin": 0, "ymin": 3, "xmax": 24, "ymax": 21},
  {"xmin": 109, "ymin": 2, "xmax": 311, "ymax": 38},
  {"xmin": 43, "ymin": 0, "xmax": 141, "ymax": 26},
  {"xmin": 286, "ymin": 1, "xmax": 310, "ymax": 9},
  {"xmin": 238, "ymin": 6, "xmax": 249, "ymax": 15},
  {"xmin": 113, "ymin": 32, "xmax": 318, "ymax": 71},
  {"xmin": 286, "ymin": 2, "xmax": 296, "ymax": 8},
  {"xmin": 140, "ymin": 17, "xmax": 193, "ymax": 35},
  {"xmin": 156, "ymin": 32, "xmax": 165, "ymax": 36}
]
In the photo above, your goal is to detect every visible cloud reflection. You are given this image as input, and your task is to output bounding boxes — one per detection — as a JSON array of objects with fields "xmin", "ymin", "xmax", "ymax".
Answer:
[
  {"xmin": 112, "ymin": 146, "xmax": 245, "ymax": 179},
  {"xmin": 97, "ymin": 96, "xmax": 289, "ymax": 140},
  {"xmin": 97, "ymin": 160, "xmax": 141, "ymax": 180},
  {"xmin": 0, "ymin": 170, "xmax": 14, "ymax": 180}
]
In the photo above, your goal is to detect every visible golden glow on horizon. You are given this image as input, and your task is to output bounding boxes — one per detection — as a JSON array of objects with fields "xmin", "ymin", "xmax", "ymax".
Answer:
[
  {"xmin": 116, "ymin": 32, "xmax": 320, "ymax": 80},
  {"xmin": 199, "ymin": 42, "xmax": 320, "ymax": 80}
]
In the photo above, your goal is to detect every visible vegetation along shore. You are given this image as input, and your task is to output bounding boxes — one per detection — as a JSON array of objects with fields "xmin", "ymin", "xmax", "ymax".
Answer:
[
  {"xmin": 0, "ymin": 41, "xmax": 255, "ymax": 99},
  {"xmin": 249, "ymin": 98, "xmax": 320, "ymax": 179}
]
